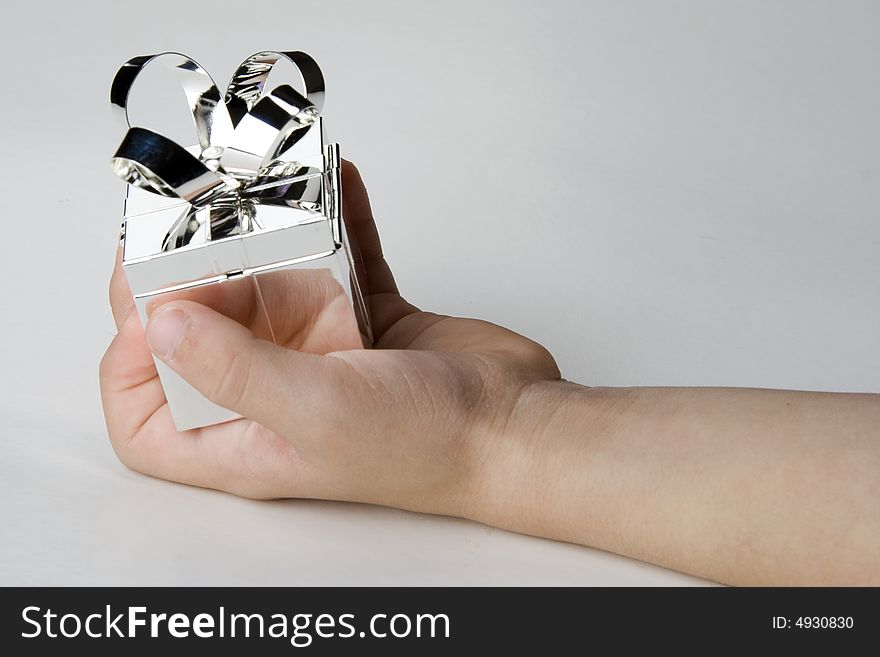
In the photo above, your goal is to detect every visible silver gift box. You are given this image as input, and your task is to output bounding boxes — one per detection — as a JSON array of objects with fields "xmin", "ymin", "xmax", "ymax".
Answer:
[{"xmin": 111, "ymin": 51, "xmax": 371, "ymax": 431}]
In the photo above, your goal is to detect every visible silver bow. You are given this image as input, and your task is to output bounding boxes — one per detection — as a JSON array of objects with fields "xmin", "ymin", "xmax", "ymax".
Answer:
[{"xmin": 110, "ymin": 51, "xmax": 328, "ymax": 251}]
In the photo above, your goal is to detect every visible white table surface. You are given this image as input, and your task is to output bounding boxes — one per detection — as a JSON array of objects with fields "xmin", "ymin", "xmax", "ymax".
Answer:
[{"xmin": 1, "ymin": 1, "xmax": 877, "ymax": 586}]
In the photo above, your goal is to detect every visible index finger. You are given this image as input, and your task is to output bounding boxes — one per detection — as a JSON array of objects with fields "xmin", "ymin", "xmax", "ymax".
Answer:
[{"xmin": 110, "ymin": 246, "xmax": 135, "ymax": 330}]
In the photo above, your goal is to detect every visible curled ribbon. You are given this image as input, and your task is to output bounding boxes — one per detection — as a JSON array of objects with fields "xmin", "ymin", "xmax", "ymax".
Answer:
[{"xmin": 110, "ymin": 51, "xmax": 330, "ymax": 251}]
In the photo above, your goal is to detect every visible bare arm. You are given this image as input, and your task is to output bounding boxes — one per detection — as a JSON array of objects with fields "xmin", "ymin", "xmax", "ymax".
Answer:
[
  {"xmin": 101, "ymin": 162, "xmax": 880, "ymax": 585},
  {"xmin": 475, "ymin": 384, "xmax": 880, "ymax": 585}
]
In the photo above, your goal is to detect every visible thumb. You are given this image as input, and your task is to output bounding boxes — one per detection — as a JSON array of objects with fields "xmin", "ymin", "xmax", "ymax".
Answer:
[{"xmin": 145, "ymin": 300, "xmax": 345, "ymax": 428}]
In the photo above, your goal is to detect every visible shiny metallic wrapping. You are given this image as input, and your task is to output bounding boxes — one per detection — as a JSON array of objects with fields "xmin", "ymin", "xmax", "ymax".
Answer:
[{"xmin": 110, "ymin": 51, "xmax": 371, "ymax": 430}]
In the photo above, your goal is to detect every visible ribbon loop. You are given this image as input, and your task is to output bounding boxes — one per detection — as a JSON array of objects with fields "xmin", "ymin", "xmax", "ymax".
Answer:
[
  {"xmin": 110, "ymin": 127, "xmax": 228, "ymax": 203},
  {"xmin": 110, "ymin": 52, "xmax": 233, "ymax": 151},
  {"xmin": 225, "ymin": 51, "xmax": 325, "ymax": 126},
  {"xmin": 110, "ymin": 50, "xmax": 329, "ymax": 251}
]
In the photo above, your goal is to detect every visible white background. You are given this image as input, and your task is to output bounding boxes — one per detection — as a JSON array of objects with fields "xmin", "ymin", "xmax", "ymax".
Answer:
[{"xmin": 0, "ymin": 0, "xmax": 876, "ymax": 585}]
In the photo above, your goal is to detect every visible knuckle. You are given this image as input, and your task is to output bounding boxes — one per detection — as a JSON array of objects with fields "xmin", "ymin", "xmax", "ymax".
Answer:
[
  {"xmin": 206, "ymin": 344, "xmax": 254, "ymax": 410},
  {"xmin": 105, "ymin": 426, "xmax": 140, "ymax": 471},
  {"xmin": 227, "ymin": 421, "xmax": 294, "ymax": 500},
  {"xmin": 112, "ymin": 443, "xmax": 138, "ymax": 470},
  {"xmin": 98, "ymin": 346, "xmax": 114, "ymax": 382}
]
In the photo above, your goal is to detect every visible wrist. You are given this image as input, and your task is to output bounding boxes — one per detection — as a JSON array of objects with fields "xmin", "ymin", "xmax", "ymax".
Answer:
[{"xmin": 461, "ymin": 379, "xmax": 616, "ymax": 533}]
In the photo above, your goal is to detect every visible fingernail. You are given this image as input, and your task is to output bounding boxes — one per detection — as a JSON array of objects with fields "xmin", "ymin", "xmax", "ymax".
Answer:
[{"xmin": 146, "ymin": 306, "xmax": 189, "ymax": 360}]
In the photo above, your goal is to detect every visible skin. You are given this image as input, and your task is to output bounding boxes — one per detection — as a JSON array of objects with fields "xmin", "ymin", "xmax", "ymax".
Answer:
[{"xmin": 101, "ymin": 162, "xmax": 880, "ymax": 586}]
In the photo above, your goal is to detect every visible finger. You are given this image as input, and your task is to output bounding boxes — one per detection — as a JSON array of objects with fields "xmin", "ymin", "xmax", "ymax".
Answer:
[
  {"xmin": 110, "ymin": 246, "xmax": 135, "ymax": 330},
  {"xmin": 144, "ymin": 300, "xmax": 349, "ymax": 431},
  {"xmin": 100, "ymin": 307, "xmax": 294, "ymax": 498},
  {"xmin": 99, "ymin": 307, "xmax": 164, "ymax": 443},
  {"xmin": 341, "ymin": 160, "xmax": 386, "ymax": 266},
  {"xmin": 121, "ymin": 411, "xmax": 299, "ymax": 500},
  {"xmin": 342, "ymin": 160, "xmax": 419, "ymax": 336}
]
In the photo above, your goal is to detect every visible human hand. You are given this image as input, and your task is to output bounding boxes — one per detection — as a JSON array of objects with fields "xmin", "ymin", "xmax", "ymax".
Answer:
[
  {"xmin": 100, "ymin": 161, "xmax": 560, "ymax": 517},
  {"xmin": 101, "ymin": 162, "xmax": 880, "ymax": 585}
]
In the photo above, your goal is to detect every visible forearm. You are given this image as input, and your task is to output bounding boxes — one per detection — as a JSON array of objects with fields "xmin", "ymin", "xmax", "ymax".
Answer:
[{"xmin": 472, "ymin": 384, "xmax": 880, "ymax": 585}]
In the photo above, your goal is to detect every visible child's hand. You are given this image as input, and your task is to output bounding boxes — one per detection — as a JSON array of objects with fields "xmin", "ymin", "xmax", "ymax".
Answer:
[
  {"xmin": 100, "ymin": 161, "xmax": 880, "ymax": 585},
  {"xmin": 99, "ymin": 162, "xmax": 560, "ymax": 516}
]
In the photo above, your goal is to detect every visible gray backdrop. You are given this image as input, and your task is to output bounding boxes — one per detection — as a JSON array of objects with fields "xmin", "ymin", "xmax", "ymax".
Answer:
[{"xmin": 0, "ymin": 0, "xmax": 876, "ymax": 585}]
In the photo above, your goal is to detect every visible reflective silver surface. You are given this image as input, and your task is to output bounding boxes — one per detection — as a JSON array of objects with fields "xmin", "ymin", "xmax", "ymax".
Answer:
[{"xmin": 111, "ymin": 51, "xmax": 370, "ymax": 431}]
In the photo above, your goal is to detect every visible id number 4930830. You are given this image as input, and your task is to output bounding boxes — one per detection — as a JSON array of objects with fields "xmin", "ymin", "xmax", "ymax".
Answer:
[{"xmin": 772, "ymin": 617, "xmax": 854, "ymax": 629}]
